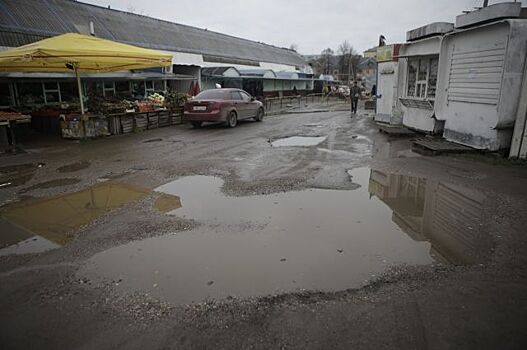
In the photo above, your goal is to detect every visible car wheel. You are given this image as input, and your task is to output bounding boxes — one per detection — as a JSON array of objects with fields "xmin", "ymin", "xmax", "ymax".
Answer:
[
  {"xmin": 191, "ymin": 121, "xmax": 202, "ymax": 128},
  {"xmin": 226, "ymin": 111, "xmax": 237, "ymax": 128},
  {"xmin": 254, "ymin": 108, "xmax": 264, "ymax": 122}
]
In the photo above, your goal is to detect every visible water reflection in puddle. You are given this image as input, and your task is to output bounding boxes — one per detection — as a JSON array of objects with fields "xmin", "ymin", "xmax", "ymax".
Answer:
[
  {"xmin": 0, "ymin": 182, "xmax": 150, "ymax": 255},
  {"xmin": 368, "ymin": 170, "xmax": 493, "ymax": 265},
  {"xmin": 271, "ymin": 136, "xmax": 327, "ymax": 147},
  {"xmin": 79, "ymin": 167, "xmax": 493, "ymax": 305}
]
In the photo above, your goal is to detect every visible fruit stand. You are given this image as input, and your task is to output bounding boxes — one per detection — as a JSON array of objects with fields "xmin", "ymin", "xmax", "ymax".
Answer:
[
  {"xmin": 104, "ymin": 93, "xmax": 187, "ymax": 136},
  {"xmin": 0, "ymin": 33, "xmax": 173, "ymax": 141}
]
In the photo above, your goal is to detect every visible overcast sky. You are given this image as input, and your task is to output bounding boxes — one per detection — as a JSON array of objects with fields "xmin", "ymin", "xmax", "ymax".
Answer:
[{"xmin": 84, "ymin": 0, "xmax": 527, "ymax": 55}]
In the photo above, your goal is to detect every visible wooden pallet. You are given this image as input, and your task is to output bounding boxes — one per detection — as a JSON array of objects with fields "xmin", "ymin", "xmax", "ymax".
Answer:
[
  {"xmin": 412, "ymin": 138, "xmax": 478, "ymax": 155},
  {"xmin": 377, "ymin": 123, "xmax": 416, "ymax": 136}
]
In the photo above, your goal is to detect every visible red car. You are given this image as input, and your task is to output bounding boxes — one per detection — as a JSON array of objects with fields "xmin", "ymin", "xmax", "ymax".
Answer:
[{"xmin": 183, "ymin": 88, "xmax": 265, "ymax": 128}]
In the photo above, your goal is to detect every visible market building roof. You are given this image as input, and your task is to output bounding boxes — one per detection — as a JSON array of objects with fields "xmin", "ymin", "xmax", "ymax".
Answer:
[
  {"xmin": 238, "ymin": 69, "xmax": 277, "ymax": 78},
  {"xmin": 0, "ymin": 0, "xmax": 306, "ymax": 68}
]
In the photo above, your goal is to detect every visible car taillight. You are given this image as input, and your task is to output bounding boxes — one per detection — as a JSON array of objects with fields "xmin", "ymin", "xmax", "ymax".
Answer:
[{"xmin": 210, "ymin": 102, "xmax": 221, "ymax": 110}]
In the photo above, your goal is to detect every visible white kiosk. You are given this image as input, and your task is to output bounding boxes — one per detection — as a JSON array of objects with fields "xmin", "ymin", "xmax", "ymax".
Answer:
[{"xmin": 435, "ymin": 2, "xmax": 527, "ymax": 151}]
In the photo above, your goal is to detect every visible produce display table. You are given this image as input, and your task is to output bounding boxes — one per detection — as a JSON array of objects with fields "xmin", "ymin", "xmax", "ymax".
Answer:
[
  {"xmin": 0, "ymin": 105, "xmax": 184, "ymax": 142},
  {"xmin": 106, "ymin": 109, "xmax": 182, "ymax": 135}
]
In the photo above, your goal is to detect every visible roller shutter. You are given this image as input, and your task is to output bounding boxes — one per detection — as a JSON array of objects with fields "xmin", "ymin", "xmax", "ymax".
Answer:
[{"xmin": 447, "ymin": 41, "xmax": 506, "ymax": 105}]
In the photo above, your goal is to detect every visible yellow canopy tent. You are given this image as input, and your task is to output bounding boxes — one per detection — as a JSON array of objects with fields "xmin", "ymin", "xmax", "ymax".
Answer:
[{"xmin": 0, "ymin": 33, "xmax": 172, "ymax": 113}]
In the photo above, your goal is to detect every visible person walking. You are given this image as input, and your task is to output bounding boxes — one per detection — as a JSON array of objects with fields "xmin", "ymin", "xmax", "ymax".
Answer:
[{"xmin": 350, "ymin": 81, "xmax": 361, "ymax": 116}]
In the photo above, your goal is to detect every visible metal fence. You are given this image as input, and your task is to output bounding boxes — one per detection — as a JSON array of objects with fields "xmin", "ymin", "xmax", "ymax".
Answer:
[{"xmin": 262, "ymin": 94, "xmax": 349, "ymax": 113}]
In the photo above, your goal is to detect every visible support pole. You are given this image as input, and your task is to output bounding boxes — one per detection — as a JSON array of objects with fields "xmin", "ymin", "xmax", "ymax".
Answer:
[{"xmin": 75, "ymin": 68, "xmax": 85, "ymax": 114}]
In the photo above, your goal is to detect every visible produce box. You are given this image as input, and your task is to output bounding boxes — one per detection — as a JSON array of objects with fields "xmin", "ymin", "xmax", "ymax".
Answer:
[
  {"xmin": 61, "ymin": 114, "xmax": 109, "ymax": 139},
  {"xmin": 137, "ymin": 102, "xmax": 154, "ymax": 113},
  {"xmin": 158, "ymin": 110, "xmax": 170, "ymax": 127},
  {"xmin": 85, "ymin": 117, "xmax": 109, "ymax": 138},
  {"xmin": 147, "ymin": 113, "xmax": 159, "ymax": 129},
  {"xmin": 61, "ymin": 120, "xmax": 84, "ymax": 139},
  {"xmin": 134, "ymin": 113, "xmax": 148, "ymax": 132},
  {"xmin": 121, "ymin": 115, "xmax": 134, "ymax": 134}
]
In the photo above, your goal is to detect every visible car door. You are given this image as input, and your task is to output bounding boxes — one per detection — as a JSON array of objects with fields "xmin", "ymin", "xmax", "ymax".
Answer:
[
  {"xmin": 229, "ymin": 91, "xmax": 246, "ymax": 118},
  {"xmin": 239, "ymin": 91, "xmax": 258, "ymax": 119}
]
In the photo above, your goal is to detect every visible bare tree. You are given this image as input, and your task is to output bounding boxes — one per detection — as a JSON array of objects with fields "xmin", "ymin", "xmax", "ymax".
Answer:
[
  {"xmin": 289, "ymin": 43, "xmax": 299, "ymax": 52},
  {"xmin": 321, "ymin": 48, "xmax": 334, "ymax": 75},
  {"xmin": 337, "ymin": 41, "xmax": 359, "ymax": 83},
  {"xmin": 337, "ymin": 40, "xmax": 351, "ymax": 57}
]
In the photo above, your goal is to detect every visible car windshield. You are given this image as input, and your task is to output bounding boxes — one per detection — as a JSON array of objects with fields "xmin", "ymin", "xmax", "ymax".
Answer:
[{"xmin": 195, "ymin": 90, "xmax": 228, "ymax": 100}]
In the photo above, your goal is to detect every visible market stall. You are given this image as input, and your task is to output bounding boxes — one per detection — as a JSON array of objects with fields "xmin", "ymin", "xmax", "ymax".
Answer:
[{"xmin": 0, "ymin": 33, "xmax": 173, "ymax": 140}]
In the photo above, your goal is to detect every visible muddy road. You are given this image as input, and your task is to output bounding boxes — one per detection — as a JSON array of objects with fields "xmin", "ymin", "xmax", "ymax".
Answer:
[{"xmin": 1, "ymin": 110, "xmax": 527, "ymax": 349}]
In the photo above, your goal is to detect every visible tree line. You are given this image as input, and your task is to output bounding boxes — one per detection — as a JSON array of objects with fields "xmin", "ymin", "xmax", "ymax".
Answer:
[{"xmin": 290, "ymin": 41, "xmax": 363, "ymax": 83}]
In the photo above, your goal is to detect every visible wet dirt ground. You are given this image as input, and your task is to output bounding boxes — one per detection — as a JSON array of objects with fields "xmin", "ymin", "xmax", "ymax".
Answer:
[{"xmin": 1, "ymin": 109, "xmax": 527, "ymax": 349}]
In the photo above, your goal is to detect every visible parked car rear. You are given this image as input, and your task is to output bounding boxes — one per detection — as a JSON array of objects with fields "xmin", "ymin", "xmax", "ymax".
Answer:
[{"xmin": 183, "ymin": 88, "xmax": 265, "ymax": 128}]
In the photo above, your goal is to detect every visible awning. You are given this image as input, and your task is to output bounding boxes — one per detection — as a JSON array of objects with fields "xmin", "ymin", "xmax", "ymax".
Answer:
[
  {"xmin": 0, "ymin": 72, "xmax": 195, "ymax": 80},
  {"xmin": 0, "ymin": 33, "xmax": 172, "ymax": 72}
]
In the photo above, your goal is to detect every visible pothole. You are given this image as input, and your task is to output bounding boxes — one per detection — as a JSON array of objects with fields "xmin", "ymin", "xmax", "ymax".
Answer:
[
  {"xmin": 271, "ymin": 136, "xmax": 327, "ymax": 147},
  {"xmin": 57, "ymin": 161, "xmax": 91, "ymax": 173}
]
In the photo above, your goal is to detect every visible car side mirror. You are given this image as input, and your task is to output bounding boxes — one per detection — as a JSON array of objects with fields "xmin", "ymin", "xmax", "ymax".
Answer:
[{"xmin": 250, "ymin": 97, "xmax": 255, "ymax": 101}]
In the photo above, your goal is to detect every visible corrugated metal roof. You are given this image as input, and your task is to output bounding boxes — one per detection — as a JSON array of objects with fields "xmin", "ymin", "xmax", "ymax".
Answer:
[
  {"xmin": 276, "ymin": 71, "xmax": 299, "ymax": 79},
  {"xmin": 201, "ymin": 66, "xmax": 241, "ymax": 77},
  {"xmin": 0, "ymin": 0, "xmax": 306, "ymax": 67}
]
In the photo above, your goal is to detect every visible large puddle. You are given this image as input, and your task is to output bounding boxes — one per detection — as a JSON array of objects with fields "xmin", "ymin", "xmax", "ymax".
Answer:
[
  {"xmin": 79, "ymin": 169, "xmax": 493, "ymax": 305},
  {"xmin": 0, "ymin": 182, "xmax": 153, "ymax": 255}
]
